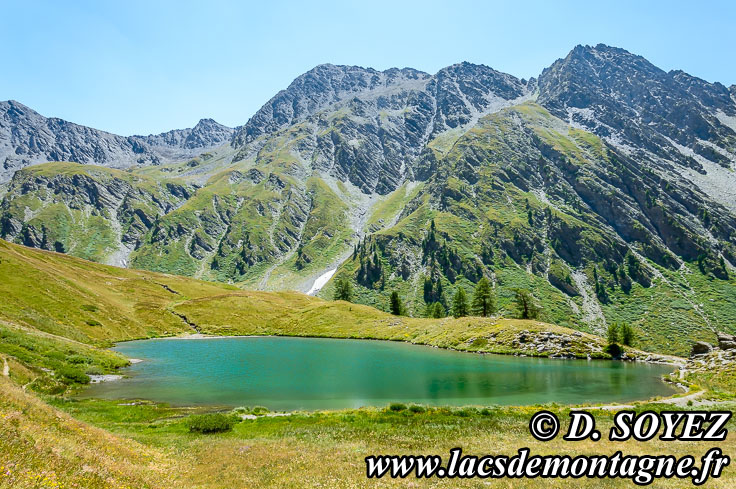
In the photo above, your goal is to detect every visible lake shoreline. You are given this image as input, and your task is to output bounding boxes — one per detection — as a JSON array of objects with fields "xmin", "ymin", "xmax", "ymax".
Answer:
[
  {"xmin": 112, "ymin": 331, "xmax": 686, "ymax": 367},
  {"xmin": 85, "ymin": 335, "xmax": 680, "ymax": 410}
]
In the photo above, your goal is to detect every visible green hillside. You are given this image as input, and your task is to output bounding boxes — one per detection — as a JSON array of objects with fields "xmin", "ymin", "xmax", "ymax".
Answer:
[{"xmin": 0, "ymin": 238, "xmax": 642, "ymax": 397}]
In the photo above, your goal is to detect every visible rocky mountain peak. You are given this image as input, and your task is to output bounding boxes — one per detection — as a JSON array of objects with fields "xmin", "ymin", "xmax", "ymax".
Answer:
[
  {"xmin": 2, "ymin": 46, "xmax": 736, "ymax": 354},
  {"xmin": 0, "ymin": 99, "xmax": 162, "ymax": 182},
  {"xmin": 2, "ymin": 100, "xmax": 33, "ymax": 118},
  {"xmin": 536, "ymin": 44, "xmax": 736, "ymax": 203},
  {"xmin": 183, "ymin": 118, "xmax": 234, "ymax": 149},
  {"xmin": 429, "ymin": 61, "xmax": 527, "ymax": 131},
  {"xmin": 232, "ymin": 64, "xmax": 432, "ymax": 147},
  {"xmin": 128, "ymin": 118, "xmax": 234, "ymax": 160}
]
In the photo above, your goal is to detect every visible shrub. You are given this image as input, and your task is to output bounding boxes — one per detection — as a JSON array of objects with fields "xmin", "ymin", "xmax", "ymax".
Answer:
[
  {"xmin": 605, "ymin": 343, "xmax": 623, "ymax": 359},
  {"xmin": 85, "ymin": 319, "xmax": 102, "ymax": 327},
  {"xmin": 408, "ymin": 404, "xmax": 426, "ymax": 413},
  {"xmin": 57, "ymin": 366, "xmax": 90, "ymax": 385},
  {"xmin": 388, "ymin": 402, "xmax": 407, "ymax": 412},
  {"xmin": 81, "ymin": 304, "xmax": 98, "ymax": 312},
  {"xmin": 251, "ymin": 406, "xmax": 269, "ymax": 415},
  {"xmin": 426, "ymin": 302, "xmax": 446, "ymax": 318},
  {"xmin": 186, "ymin": 413, "xmax": 235, "ymax": 434},
  {"xmin": 85, "ymin": 365, "xmax": 103, "ymax": 375},
  {"xmin": 455, "ymin": 407, "xmax": 478, "ymax": 417},
  {"xmin": 67, "ymin": 354, "xmax": 90, "ymax": 364}
]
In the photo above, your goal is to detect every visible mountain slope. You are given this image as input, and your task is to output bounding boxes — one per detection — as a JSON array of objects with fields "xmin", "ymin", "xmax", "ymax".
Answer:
[
  {"xmin": 537, "ymin": 44, "xmax": 736, "ymax": 211},
  {"xmin": 321, "ymin": 100, "xmax": 736, "ymax": 354},
  {"xmin": 1, "ymin": 45, "xmax": 735, "ymax": 354},
  {"xmin": 0, "ymin": 162, "xmax": 194, "ymax": 266},
  {"xmin": 231, "ymin": 62, "xmax": 529, "ymax": 194},
  {"xmin": 0, "ymin": 100, "xmax": 234, "ymax": 182}
]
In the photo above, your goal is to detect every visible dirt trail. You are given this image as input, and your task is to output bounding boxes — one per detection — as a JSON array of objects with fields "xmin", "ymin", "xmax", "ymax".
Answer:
[{"xmin": 2, "ymin": 357, "xmax": 9, "ymax": 377}]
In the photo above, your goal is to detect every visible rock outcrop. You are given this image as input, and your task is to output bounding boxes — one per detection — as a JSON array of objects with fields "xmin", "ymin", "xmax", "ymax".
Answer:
[
  {"xmin": 0, "ymin": 100, "xmax": 234, "ymax": 182},
  {"xmin": 717, "ymin": 332, "xmax": 736, "ymax": 351},
  {"xmin": 690, "ymin": 341, "xmax": 713, "ymax": 357}
]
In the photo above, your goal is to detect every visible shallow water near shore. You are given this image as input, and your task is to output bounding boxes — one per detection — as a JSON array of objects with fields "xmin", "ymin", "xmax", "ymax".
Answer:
[{"xmin": 80, "ymin": 336, "xmax": 678, "ymax": 410}]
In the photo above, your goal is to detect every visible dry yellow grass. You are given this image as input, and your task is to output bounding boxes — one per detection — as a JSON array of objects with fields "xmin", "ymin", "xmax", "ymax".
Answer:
[
  {"xmin": 3, "ymin": 239, "xmax": 729, "ymax": 488},
  {"xmin": 0, "ymin": 376, "xmax": 178, "ymax": 489}
]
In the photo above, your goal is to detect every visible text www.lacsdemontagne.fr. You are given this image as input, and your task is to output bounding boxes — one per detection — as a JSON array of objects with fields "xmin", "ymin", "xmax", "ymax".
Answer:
[{"xmin": 365, "ymin": 447, "xmax": 728, "ymax": 485}]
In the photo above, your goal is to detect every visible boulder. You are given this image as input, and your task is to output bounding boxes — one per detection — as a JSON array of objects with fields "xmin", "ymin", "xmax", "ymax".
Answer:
[
  {"xmin": 717, "ymin": 332, "xmax": 736, "ymax": 350},
  {"xmin": 690, "ymin": 341, "xmax": 712, "ymax": 357}
]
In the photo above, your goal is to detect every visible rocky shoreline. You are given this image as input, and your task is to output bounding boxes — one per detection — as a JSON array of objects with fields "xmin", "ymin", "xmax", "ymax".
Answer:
[{"xmin": 688, "ymin": 331, "xmax": 736, "ymax": 372}]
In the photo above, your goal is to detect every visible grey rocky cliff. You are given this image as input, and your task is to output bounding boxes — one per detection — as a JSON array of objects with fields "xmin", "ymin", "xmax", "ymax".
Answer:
[
  {"xmin": 537, "ymin": 44, "xmax": 736, "ymax": 211},
  {"xmin": 132, "ymin": 118, "xmax": 235, "ymax": 160},
  {"xmin": 231, "ymin": 62, "xmax": 529, "ymax": 194},
  {"xmin": 0, "ymin": 100, "xmax": 235, "ymax": 183},
  {"xmin": 1, "ymin": 46, "xmax": 736, "ymax": 354},
  {"xmin": 0, "ymin": 101, "xmax": 160, "ymax": 182}
]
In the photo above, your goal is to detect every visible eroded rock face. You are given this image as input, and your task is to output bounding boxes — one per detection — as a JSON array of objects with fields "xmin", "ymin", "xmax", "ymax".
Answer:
[
  {"xmin": 1, "ymin": 46, "xmax": 736, "ymax": 353},
  {"xmin": 0, "ymin": 101, "xmax": 235, "ymax": 182},
  {"xmin": 537, "ymin": 44, "xmax": 736, "ymax": 215},
  {"xmin": 0, "ymin": 166, "xmax": 192, "ymax": 265},
  {"xmin": 231, "ymin": 63, "xmax": 529, "ymax": 194},
  {"xmin": 538, "ymin": 45, "xmax": 736, "ymax": 171}
]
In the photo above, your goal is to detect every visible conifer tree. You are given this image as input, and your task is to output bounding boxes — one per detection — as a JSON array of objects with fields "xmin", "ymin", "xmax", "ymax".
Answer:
[
  {"xmin": 389, "ymin": 291, "xmax": 403, "ymax": 315},
  {"xmin": 333, "ymin": 276, "xmax": 353, "ymax": 302},
  {"xmin": 451, "ymin": 288, "xmax": 469, "ymax": 318},
  {"xmin": 471, "ymin": 277, "xmax": 496, "ymax": 317},
  {"xmin": 513, "ymin": 289, "xmax": 539, "ymax": 319}
]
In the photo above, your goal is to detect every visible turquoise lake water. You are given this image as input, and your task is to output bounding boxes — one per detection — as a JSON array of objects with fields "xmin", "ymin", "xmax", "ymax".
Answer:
[{"xmin": 81, "ymin": 336, "xmax": 678, "ymax": 410}]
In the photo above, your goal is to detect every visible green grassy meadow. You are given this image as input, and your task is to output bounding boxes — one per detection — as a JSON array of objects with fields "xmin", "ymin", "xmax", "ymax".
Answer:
[{"xmin": 0, "ymin": 239, "xmax": 734, "ymax": 488}]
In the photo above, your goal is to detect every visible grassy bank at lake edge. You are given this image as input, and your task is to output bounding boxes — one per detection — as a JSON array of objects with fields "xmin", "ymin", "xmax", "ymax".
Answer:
[
  {"xmin": 2, "ymin": 373, "xmax": 735, "ymax": 489},
  {"xmin": 2, "ymin": 240, "xmax": 735, "ymax": 488},
  {"xmin": 0, "ymin": 239, "xmax": 677, "ymax": 398}
]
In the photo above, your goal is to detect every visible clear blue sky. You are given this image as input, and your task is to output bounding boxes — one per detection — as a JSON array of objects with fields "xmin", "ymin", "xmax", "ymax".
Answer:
[{"xmin": 1, "ymin": 0, "xmax": 734, "ymax": 135}]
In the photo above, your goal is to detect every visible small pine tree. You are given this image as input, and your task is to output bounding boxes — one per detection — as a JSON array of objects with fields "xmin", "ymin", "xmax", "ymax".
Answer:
[
  {"xmin": 389, "ymin": 291, "xmax": 403, "ymax": 316},
  {"xmin": 605, "ymin": 322, "xmax": 622, "ymax": 357},
  {"xmin": 606, "ymin": 323, "xmax": 619, "ymax": 345},
  {"xmin": 513, "ymin": 289, "xmax": 540, "ymax": 319},
  {"xmin": 333, "ymin": 276, "xmax": 353, "ymax": 302},
  {"xmin": 471, "ymin": 277, "xmax": 496, "ymax": 317},
  {"xmin": 451, "ymin": 288, "xmax": 469, "ymax": 318},
  {"xmin": 620, "ymin": 323, "xmax": 634, "ymax": 346}
]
